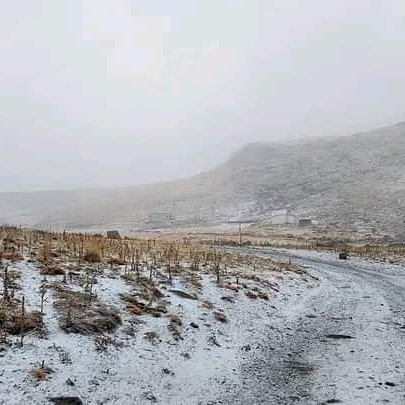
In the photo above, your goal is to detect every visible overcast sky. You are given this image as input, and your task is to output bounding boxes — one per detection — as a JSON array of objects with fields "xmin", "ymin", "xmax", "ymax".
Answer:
[{"xmin": 1, "ymin": 0, "xmax": 404, "ymax": 192}]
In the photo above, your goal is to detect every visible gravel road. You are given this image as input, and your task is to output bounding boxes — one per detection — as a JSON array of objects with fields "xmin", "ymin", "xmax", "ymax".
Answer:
[{"xmin": 223, "ymin": 248, "xmax": 405, "ymax": 405}]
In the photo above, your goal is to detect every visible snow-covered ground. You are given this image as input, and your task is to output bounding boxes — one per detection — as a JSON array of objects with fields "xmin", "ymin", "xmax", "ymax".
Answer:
[
  {"xmin": 224, "ymin": 246, "xmax": 405, "ymax": 405},
  {"xmin": 0, "ymin": 258, "xmax": 310, "ymax": 405}
]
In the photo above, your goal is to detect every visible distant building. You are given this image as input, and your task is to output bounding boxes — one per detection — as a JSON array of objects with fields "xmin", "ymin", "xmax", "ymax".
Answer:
[
  {"xmin": 298, "ymin": 218, "xmax": 313, "ymax": 227},
  {"xmin": 107, "ymin": 230, "xmax": 121, "ymax": 239},
  {"xmin": 271, "ymin": 209, "xmax": 297, "ymax": 225}
]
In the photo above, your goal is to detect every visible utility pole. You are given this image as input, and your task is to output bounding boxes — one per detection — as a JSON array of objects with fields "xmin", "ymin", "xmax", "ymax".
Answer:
[{"xmin": 239, "ymin": 223, "xmax": 242, "ymax": 246}]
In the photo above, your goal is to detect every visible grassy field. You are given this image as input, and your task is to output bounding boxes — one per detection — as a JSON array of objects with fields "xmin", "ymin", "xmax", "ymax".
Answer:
[{"xmin": 0, "ymin": 225, "xmax": 308, "ymax": 404}]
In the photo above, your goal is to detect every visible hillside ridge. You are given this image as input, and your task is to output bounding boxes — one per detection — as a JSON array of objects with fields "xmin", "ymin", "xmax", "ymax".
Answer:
[{"xmin": 1, "ymin": 122, "xmax": 404, "ymax": 238}]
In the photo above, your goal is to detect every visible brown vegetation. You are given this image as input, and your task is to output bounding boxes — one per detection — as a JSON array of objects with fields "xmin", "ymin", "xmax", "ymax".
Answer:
[
  {"xmin": 52, "ymin": 284, "xmax": 121, "ymax": 335},
  {"xmin": 83, "ymin": 247, "xmax": 102, "ymax": 263},
  {"xmin": 40, "ymin": 264, "xmax": 65, "ymax": 276},
  {"xmin": 214, "ymin": 311, "xmax": 227, "ymax": 323},
  {"xmin": 0, "ymin": 303, "xmax": 44, "ymax": 335},
  {"xmin": 30, "ymin": 363, "xmax": 53, "ymax": 381},
  {"xmin": 0, "ymin": 224, "xmax": 310, "ymax": 346}
]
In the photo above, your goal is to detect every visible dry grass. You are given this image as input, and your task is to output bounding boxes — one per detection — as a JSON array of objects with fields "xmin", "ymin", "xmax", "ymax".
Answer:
[
  {"xmin": 168, "ymin": 316, "xmax": 183, "ymax": 340},
  {"xmin": 30, "ymin": 365, "xmax": 53, "ymax": 381},
  {"xmin": 40, "ymin": 265, "xmax": 66, "ymax": 276},
  {"xmin": 138, "ymin": 278, "xmax": 165, "ymax": 299},
  {"xmin": 5, "ymin": 270, "xmax": 22, "ymax": 291},
  {"xmin": 108, "ymin": 257, "xmax": 126, "ymax": 266},
  {"xmin": 120, "ymin": 277, "xmax": 166, "ymax": 318},
  {"xmin": 144, "ymin": 330, "xmax": 160, "ymax": 344},
  {"xmin": 0, "ymin": 224, "xmax": 311, "ymax": 343},
  {"xmin": 168, "ymin": 313, "xmax": 182, "ymax": 326},
  {"xmin": 0, "ymin": 302, "xmax": 44, "ymax": 335},
  {"xmin": 52, "ymin": 284, "xmax": 121, "ymax": 335},
  {"xmin": 0, "ymin": 225, "xmax": 308, "ymax": 279},
  {"xmin": 245, "ymin": 290, "xmax": 258, "ymax": 299},
  {"xmin": 0, "ymin": 251, "xmax": 22, "ymax": 262},
  {"xmin": 84, "ymin": 247, "xmax": 102, "ymax": 263},
  {"xmin": 7, "ymin": 270, "xmax": 21, "ymax": 281},
  {"xmin": 201, "ymin": 300, "xmax": 214, "ymax": 310},
  {"xmin": 214, "ymin": 311, "xmax": 228, "ymax": 323},
  {"xmin": 94, "ymin": 335, "xmax": 123, "ymax": 352},
  {"xmin": 218, "ymin": 281, "xmax": 240, "ymax": 292},
  {"xmin": 121, "ymin": 292, "xmax": 167, "ymax": 317},
  {"xmin": 257, "ymin": 291, "xmax": 270, "ymax": 300}
]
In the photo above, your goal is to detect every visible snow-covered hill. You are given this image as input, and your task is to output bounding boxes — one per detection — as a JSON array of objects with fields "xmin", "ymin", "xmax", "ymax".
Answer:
[{"xmin": 1, "ymin": 122, "xmax": 405, "ymax": 237}]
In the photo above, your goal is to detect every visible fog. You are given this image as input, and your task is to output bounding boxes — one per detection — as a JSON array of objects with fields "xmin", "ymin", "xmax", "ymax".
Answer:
[{"xmin": 1, "ymin": 0, "xmax": 404, "ymax": 192}]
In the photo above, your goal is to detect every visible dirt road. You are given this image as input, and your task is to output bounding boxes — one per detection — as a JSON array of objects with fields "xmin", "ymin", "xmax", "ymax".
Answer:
[{"xmin": 223, "ymin": 248, "xmax": 405, "ymax": 405}]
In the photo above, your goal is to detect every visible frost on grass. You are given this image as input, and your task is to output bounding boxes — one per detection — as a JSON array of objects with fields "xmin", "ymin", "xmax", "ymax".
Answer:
[
  {"xmin": 120, "ymin": 276, "xmax": 166, "ymax": 312},
  {"xmin": 0, "ymin": 225, "xmax": 310, "ymax": 405},
  {"xmin": 0, "ymin": 262, "xmax": 45, "ymax": 337},
  {"xmin": 52, "ymin": 283, "xmax": 121, "ymax": 335},
  {"xmin": 0, "ymin": 301, "xmax": 44, "ymax": 336}
]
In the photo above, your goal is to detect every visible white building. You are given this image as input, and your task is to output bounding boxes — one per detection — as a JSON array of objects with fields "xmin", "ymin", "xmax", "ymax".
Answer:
[{"xmin": 271, "ymin": 209, "xmax": 297, "ymax": 225}]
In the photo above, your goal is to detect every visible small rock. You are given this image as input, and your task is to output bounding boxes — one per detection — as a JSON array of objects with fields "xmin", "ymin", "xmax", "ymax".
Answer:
[
  {"xmin": 162, "ymin": 368, "xmax": 174, "ymax": 376},
  {"xmin": 169, "ymin": 290, "xmax": 198, "ymax": 300},
  {"xmin": 325, "ymin": 334, "xmax": 354, "ymax": 340},
  {"xmin": 189, "ymin": 322, "xmax": 199, "ymax": 329},
  {"xmin": 385, "ymin": 382, "xmax": 396, "ymax": 387},
  {"xmin": 89, "ymin": 379, "xmax": 100, "ymax": 386},
  {"xmin": 144, "ymin": 392, "xmax": 157, "ymax": 403},
  {"xmin": 208, "ymin": 335, "xmax": 221, "ymax": 347}
]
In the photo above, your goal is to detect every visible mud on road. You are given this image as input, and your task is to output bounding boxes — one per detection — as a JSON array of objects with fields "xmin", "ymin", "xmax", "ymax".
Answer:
[{"xmin": 223, "ymin": 248, "xmax": 405, "ymax": 405}]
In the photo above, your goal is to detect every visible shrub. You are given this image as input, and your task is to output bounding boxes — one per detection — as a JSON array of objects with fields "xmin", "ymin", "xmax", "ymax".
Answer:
[{"xmin": 84, "ymin": 248, "xmax": 101, "ymax": 263}]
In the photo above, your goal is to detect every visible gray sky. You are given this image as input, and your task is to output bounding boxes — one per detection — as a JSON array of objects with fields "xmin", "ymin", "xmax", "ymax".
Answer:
[{"xmin": 1, "ymin": 0, "xmax": 404, "ymax": 192}]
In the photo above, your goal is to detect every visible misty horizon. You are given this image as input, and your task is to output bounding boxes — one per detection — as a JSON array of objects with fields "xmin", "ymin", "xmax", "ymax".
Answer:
[
  {"xmin": 1, "ymin": 120, "xmax": 404, "ymax": 194},
  {"xmin": 1, "ymin": 1, "xmax": 405, "ymax": 192}
]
